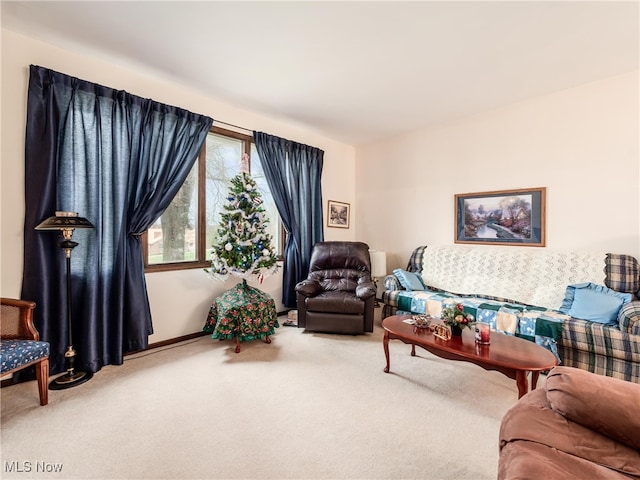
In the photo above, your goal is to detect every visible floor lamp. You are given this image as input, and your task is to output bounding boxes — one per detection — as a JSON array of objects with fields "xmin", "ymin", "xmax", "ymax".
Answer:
[
  {"xmin": 36, "ymin": 211, "xmax": 95, "ymax": 390},
  {"xmin": 370, "ymin": 250, "xmax": 387, "ymax": 308}
]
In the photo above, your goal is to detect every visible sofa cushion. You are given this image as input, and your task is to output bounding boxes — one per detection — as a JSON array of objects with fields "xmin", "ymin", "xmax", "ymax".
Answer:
[
  {"xmin": 560, "ymin": 283, "xmax": 632, "ymax": 325},
  {"xmin": 606, "ymin": 253, "xmax": 640, "ymax": 296},
  {"xmin": 406, "ymin": 245, "xmax": 427, "ymax": 273},
  {"xmin": 393, "ymin": 268, "xmax": 425, "ymax": 291},
  {"xmin": 546, "ymin": 366, "xmax": 640, "ymax": 451}
]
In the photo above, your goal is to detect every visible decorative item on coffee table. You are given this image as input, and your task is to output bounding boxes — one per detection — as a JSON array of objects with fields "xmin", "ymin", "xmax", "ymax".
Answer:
[
  {"xmin": 411, "ymin": 314, "xmax": 432, "ymax": 333},
  {"xmin": 440, "ymin": 303, "xmax": 475, "ymax": 336},
  {"xmin": 475, "ymin": 322, "xmax": 491, "ymax": 345},
  {"xmin": 433, "ymin": 324, "xmax": 452, "ymax": 341}
]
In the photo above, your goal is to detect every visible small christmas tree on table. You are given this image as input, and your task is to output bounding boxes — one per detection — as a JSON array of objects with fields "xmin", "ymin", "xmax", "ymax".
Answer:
[{"xmin": 204, "ymin": 154, "xmax": 280, "ymax": 353}]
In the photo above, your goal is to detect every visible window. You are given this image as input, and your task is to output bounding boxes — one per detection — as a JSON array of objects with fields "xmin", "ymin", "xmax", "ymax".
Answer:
[{"xmin": 144, "ymin": 127, "xmax": 282, "ymax": 271}]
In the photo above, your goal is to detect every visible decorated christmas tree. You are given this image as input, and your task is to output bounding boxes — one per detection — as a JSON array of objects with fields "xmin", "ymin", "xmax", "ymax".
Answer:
[{"xmin": 209, "ymin": 154, "xmax": 279, "ymax": 283}]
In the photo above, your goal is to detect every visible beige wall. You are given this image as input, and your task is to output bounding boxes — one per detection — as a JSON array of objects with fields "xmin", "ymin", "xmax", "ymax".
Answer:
[
  {"xmin": 1, "ymin": 29, "xmax": 356, "ymax": 342},
  {"xmin": 355, "ymin": 71, "xmax": 640, "ymax": 272},
  {"xmin": 3, "ymin": 28, "xmax": 638, "ymax": 344}
]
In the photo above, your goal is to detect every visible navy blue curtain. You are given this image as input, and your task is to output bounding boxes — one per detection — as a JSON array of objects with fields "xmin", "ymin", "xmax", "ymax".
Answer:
[
  {"xmin": 253, "ymin": 131, "xmax": 324, "ymax": 307},
  {"xmin": 22, "ymin": 65, "xmax": 213, "ymax": 374}
]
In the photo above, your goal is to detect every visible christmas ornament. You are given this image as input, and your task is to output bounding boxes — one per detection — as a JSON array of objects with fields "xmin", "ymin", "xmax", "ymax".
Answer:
[{"xmin": 240, "ymin": 153, "xmax": 250, "ymax": 174}]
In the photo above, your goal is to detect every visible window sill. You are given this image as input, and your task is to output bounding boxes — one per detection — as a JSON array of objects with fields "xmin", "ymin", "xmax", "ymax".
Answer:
[{"xmin": 145, "ymin": 260, "xmax": 211, "ymax": 274}]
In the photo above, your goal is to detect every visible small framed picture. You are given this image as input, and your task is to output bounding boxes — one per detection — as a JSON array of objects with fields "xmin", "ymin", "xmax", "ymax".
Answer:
[{"xmin": 327, "ymin": 200, "xmax": 350, "ymax": 228}]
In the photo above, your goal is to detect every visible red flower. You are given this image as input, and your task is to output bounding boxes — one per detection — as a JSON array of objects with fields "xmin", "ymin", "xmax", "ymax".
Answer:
[{"xmin": 456, "ymin": 304, "xmax": 464, "ymax": 311}]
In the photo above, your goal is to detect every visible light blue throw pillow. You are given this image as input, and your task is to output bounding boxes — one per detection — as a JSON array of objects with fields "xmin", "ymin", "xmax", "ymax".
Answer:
[
  {"xmin": 393, "ymin": 269, "xmax": 425, "ymax": 291},
  {"xmin": 559, "ymin": 282, "xmax": 633, "ymax": 325}
]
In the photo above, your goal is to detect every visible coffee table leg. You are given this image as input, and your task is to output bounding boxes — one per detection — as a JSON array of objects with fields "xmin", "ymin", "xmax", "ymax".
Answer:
[
  {"xmin": 411, "ymin": 344, "xmax": 416, "ymax": 357},
  {"xmin": 516, "ymin": 371, "xmax": 529, "ymax": 398},
  {"xmin": 531, "ymin": 371, "xmax": 540, "ymax": 390},
  {"xmin": 384, "ymin": 330, "xmax": 390, "ymax": 373}
]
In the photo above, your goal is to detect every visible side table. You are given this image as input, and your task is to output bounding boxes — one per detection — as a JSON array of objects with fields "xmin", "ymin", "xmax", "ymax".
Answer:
[{"xmin": 203, "ymin": 280, "xmax": 279, "ymax": 353}]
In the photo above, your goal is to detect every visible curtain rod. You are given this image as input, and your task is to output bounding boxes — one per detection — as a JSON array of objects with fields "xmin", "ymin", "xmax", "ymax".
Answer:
[{"xmin": 214, "ymin": 120, "xmax": 253, "ymax": 134}]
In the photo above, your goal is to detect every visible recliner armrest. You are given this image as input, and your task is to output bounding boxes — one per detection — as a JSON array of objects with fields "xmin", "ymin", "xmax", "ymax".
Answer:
[
  {"xmin": 295, "ymin": 280, "xmax": 323, "ymax": 297},
  {"xmin": 356, "ymin": 282, "xmax": 376, "ymax": 300}
]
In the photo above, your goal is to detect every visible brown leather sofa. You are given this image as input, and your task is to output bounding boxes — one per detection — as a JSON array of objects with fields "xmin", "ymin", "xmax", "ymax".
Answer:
[
  {"xmin": 498, "ymin": 366, "xmax": 640, "ymax": 480},
  {"xmin": 295, "ymin": 241, "xmax": 376, "ymax": 334}
]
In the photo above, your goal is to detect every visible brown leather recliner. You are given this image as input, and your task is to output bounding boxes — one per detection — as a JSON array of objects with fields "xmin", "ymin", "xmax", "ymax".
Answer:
[{"xmin": 295, "ymin": 241, "xmax": 376, "ymax": 334}]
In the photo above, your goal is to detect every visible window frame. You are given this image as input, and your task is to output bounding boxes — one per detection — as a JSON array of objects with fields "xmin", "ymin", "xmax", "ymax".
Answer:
[{"xmin": 143, "ymin": 126, "xmax": 283, "ymax": 273}]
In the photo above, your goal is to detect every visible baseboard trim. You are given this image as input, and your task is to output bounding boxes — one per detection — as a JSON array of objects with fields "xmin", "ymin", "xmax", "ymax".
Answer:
[
  {"xmin": 2, "ymin": 310, "xmax": 293, "ymax": 387},
  {"xmin": 127, "ymin": 331, "xmax": 208, "ymax": 356},
  {"xmin": 126, "ymin": 309, "xmax": 290, "ymax": 356}
]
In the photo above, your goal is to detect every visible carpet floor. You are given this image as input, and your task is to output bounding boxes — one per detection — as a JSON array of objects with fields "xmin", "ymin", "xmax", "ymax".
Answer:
[{"xmin": 1, "ymin": 314, "xmax": 530, "ymax": 479}]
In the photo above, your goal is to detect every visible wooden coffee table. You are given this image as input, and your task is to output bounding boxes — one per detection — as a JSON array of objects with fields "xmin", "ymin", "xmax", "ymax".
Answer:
[{"xmin": 382, "ymin": 314, "xmax": 558, "ymax": 398}]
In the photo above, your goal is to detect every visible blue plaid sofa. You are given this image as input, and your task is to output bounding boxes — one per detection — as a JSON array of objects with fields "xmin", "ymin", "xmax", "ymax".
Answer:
[{"xmin": 382, "ymin": 245, "xmax": 640, "ymax": 383}]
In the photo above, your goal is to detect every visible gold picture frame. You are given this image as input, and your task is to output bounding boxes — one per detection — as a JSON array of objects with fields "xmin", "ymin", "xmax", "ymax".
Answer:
[{"xmin": 327, "ymin": 200, "xmax": 350, "ymax": 229}]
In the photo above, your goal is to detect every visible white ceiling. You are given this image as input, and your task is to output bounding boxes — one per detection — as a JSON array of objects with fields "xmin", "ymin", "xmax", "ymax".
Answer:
[{"xmin": 2, "ymin": 1, "xmax": 639, "ymax": 145}]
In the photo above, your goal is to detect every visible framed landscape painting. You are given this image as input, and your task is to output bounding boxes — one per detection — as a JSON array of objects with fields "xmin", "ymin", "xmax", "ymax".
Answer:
[
  {"xmin": 327, "ymin": 200, "xmax": 350, "ymax": 228},
  {"xmin": 455, "ymin": 187, "xmax": 546, "ymax": 246}
]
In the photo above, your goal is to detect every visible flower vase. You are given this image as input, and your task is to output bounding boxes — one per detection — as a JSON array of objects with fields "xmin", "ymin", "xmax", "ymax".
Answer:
[{"xmin": 451, "ymin": 325, "xmax": 463, "ymax": 337}]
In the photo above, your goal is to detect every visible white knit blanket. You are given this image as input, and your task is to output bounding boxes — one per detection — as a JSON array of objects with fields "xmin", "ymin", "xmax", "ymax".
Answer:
[{"xmin": 422, "ymin": 245, "xmax": 607, "ymax": 311}]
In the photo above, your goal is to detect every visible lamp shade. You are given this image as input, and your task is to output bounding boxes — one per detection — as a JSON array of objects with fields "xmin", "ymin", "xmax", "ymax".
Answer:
[
  {"xmin": 36, "ymin": 211, "xmax": 95, "ymax": 230},
  {"xmin": 370, "ymin": 250, "xmax": 387, "ymax": 278}
]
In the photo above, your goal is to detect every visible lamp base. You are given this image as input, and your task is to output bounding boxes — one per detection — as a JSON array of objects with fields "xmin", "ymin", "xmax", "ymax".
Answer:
[{"xmin": 49, "ymin": 370, "xmax": 93, "ymax": 390}]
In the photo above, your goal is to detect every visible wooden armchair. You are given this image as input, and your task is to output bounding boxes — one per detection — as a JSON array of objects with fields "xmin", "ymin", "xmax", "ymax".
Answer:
[{"xmin": 1, "ymin": 298, "xmax": 49, "ymax": 405}]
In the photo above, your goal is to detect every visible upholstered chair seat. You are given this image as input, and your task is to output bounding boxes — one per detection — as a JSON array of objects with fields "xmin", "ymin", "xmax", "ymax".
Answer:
[
  {"xmin": 0, "ymin": 298, "xmax": 49, "ymax": 406},
  {"xmin": 304, "ymin": 291, "xmax": 368, "ymax": 314},
  {"xmin": 0, "ymin": 339, "xmax": 50, "ymax": 373}
]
